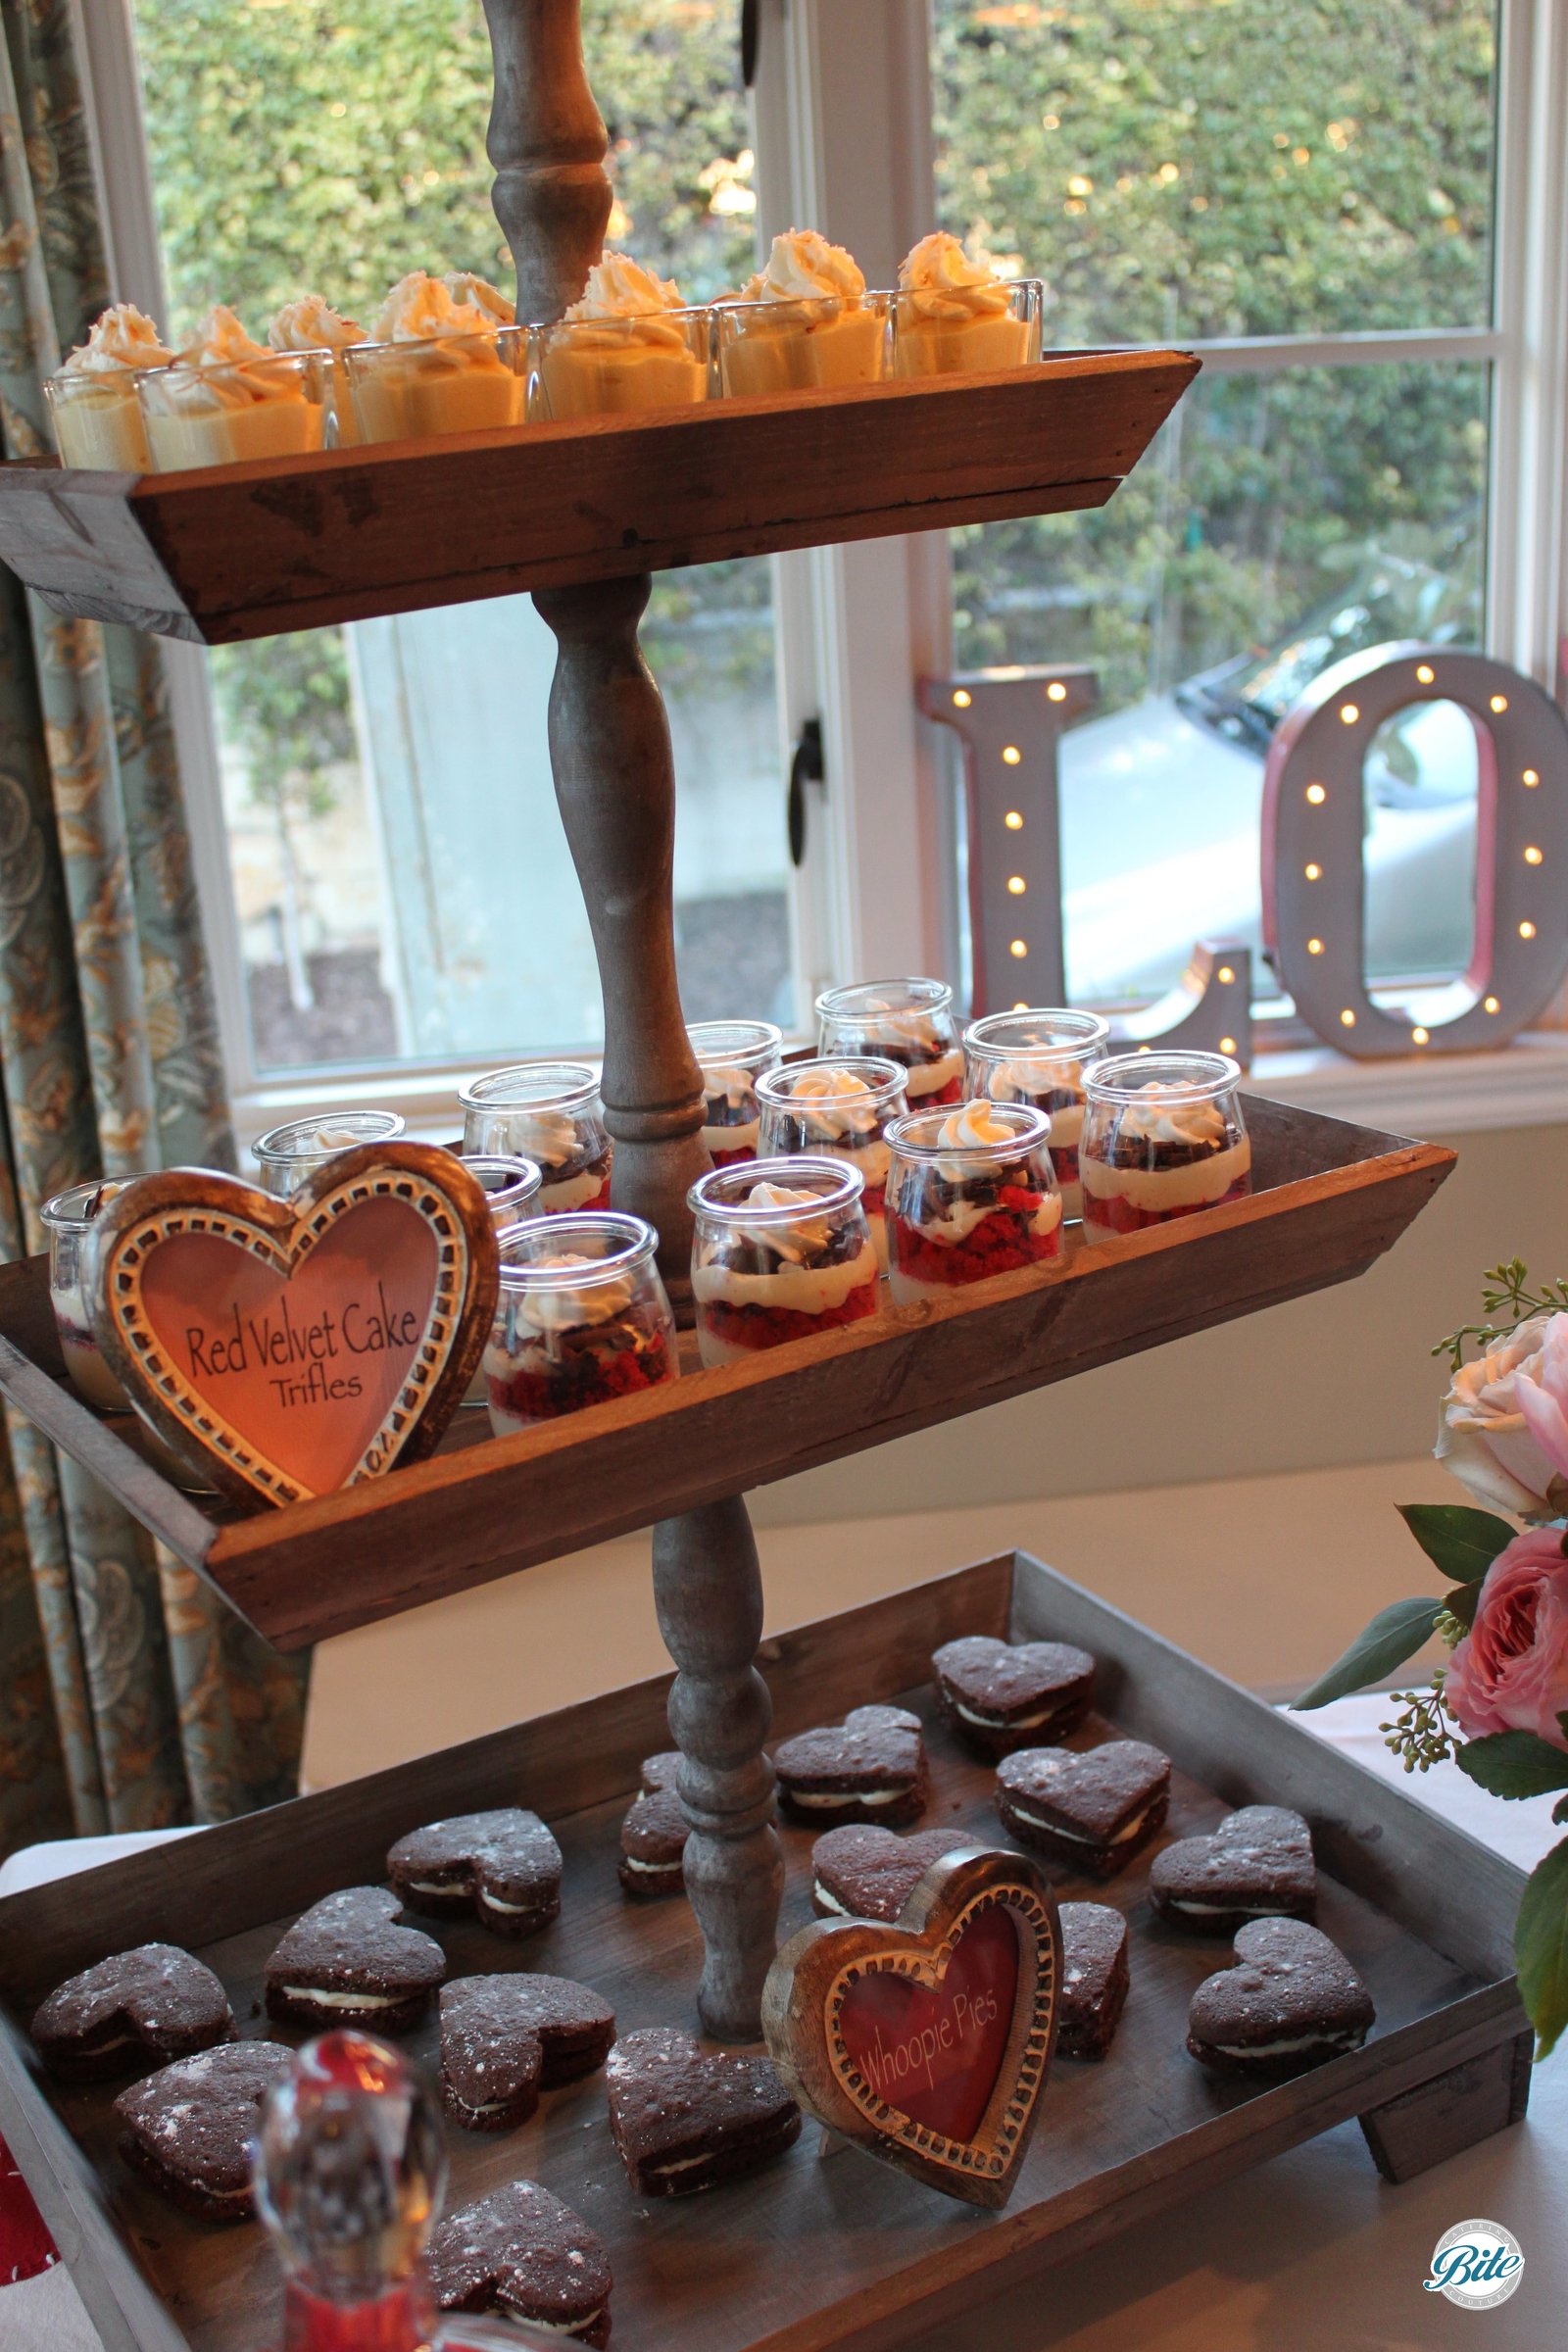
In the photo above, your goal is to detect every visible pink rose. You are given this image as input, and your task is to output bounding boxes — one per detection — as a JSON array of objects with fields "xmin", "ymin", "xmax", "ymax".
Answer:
[
  {"xmin": 1445, "ymin": 1528, "xmax": 1568, "ymax": 1749},
  {"xmin": 1513, "ymin": 1313, "xmax": 1568, "ymax": 1494},
  {"xmin": 1435, "ymin": 1310, "xmax": 1568, "ymax": 1521}
]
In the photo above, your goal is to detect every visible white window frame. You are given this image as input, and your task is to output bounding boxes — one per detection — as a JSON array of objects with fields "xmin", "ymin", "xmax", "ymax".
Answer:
[{"xmin": 84, "ymin": 0, "xmax": 1568, "ymax": 1147}]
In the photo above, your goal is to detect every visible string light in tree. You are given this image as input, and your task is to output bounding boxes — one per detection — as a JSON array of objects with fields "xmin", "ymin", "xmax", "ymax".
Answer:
[{"xmin": 1260, "ymin": 644, "xmax": 1568, "ymax": 1055}]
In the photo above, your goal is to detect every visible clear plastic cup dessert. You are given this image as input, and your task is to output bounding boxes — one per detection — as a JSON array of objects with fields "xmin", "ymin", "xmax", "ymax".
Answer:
[
  {"xmin": 251, "ymin": 1110, "xmax": 407, "ymax": 1199},
  {"xmin": 755, "ymin": 1056, "xmax": 907, "ymax": 1273},
  {"xmin": 1079, "ymin": 1051, "xmax": 1251, "ymax": 1244},
  {"xmin": 963, "ymin": 1008, "xmax": 1111, "ymax": 1223},
  {"xmin": 688, "ymin": 1156, "xmax": 879, "ymax": 1367},
  {"xmin": 267, "ymin": 295, "xmax": 368, "ymax": 449},
  {"xmin": 46, "ymin": 304, "xmax": 172, "ymax": 472},
  {"xmin": 890, "ymin": 236, "xmax": 1043, "ymax": 378},
  {"xmin": 41, "ymin": 1180, "xmax": 132, "ymax": 1410},
  {"xmin": 884, "ymin": 1099, "xmax": 1062, "ymax": 1306},
  {"xmin": 457, "ymin": 1154, "xmax": 542, "ymax": 1403},
  {"xmin": 715, "ymin": 227, "xmax": 888, "ymax": 394},
  {"xmin": 345, "ymin": 324, "xmax": 528, "ymax": 442},
  {"xmin": 483, "ymin": 1211, "xmax": 677, "ymax": 1432},
  {"xmin": 138, "ymin": 346, "xmax": 330, "ymax": 470},
  {"xmin": 458, "ymin": 1063, "xmax": 612, "ymax": 1214},
  {"xmin": 537, "ymin": 279, "xmax": 710, "ymax": 418},
  {"xmin": 689, "ymin": 1020, "xmax": 783, "ymax": 1168},
  {"xmin": 815, "ymin": 978, "xmax": 964, "ymax": 1107}
]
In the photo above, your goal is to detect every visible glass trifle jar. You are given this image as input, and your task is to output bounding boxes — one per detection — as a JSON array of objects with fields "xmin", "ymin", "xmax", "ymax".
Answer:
[
  {"xmin": 815, "ymin": 978, "xmax": 964, "ymax": 1107},
  {"xmin": 458, "ymin": 1063, "xmax": 612, "ymax": 1214},
  {"xmin": 689, "ymin": 1020, "xmax": 783, "ymax": 1168},
  {"xmin": 483, "ymin": 1212, "xmax": 677, "ymax": 1433},
  {"xmin": 41, "ymin": 1180, "xmax": 133, "ymax": 1410},
  {"xmin": 755, "ymin": 1056, "xmax": 907, "ymax": 1272},
  {"xmin": 962, "ymin": 1008, "xmax": 1111, "ymax": 1222},
  {"xmin": 688, "ymin": 1157, "xmax": 879, "ymax": 1367},
  {"xmin": 1079, "ymin": 1051, "xmax": 1252, "ymax": 1244},
  {"xmin": 457, "ymin": 1154, "xmax": 542, "ymax": 1403},
  {"xmin": 884, "ymin": 1101, "xmax": 1062, "ymax": 1306},
  {"xmin": 252, "ymin": 1111, "xmax": 406, "ymax": 1199}
]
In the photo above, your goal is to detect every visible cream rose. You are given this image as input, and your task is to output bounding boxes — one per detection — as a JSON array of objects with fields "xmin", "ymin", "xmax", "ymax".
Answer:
[{"xmin": 1436, "ymin": 1312, "xmax": 1568, "ymax": 1522}]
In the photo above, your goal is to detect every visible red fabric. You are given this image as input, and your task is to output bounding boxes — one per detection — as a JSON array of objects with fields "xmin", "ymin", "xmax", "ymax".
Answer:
[{"xmin": 0, "ymin": 2132, "xmax": 58, "ymax": 2287}]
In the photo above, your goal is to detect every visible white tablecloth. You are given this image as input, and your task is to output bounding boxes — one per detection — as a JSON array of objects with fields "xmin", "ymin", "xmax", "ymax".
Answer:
[{"xmin": 3, "ymin": 1704, "xmax": 1560, "ymax": 2350}]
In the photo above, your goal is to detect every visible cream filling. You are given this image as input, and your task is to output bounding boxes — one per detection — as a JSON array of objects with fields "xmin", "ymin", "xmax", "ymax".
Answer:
[
  {"xmin": 75, "ymin": 2030, "xmax": 139, "ymax": 2054},
  {"xmin": 910, "ymin": 1191, "xmax": 1063, "ymax": 1246},
  {"xmin": 903, "ymin": 1050, "xmax": 964, "ymax": 1099},
  {"xmin": 702, "ymin": 1116, "xmax": 760, "ymax": 1152},
  {"xmin": 1211, "ymin": 2029, "xmax": 1362, "ymax": 2059},
  {"xmin": 693, "ymin": 1240, "xmax": 878, "ymax": 1315},
  {"xmin": 537, "ymin": 1166, "xmax": 608, "ymax": 1213},
  {"xmin": 478, "ymin": 1889, "xmax": 540, "ymax": 1916},
  {"xmin": 408, "ymin": 1875, "xmax": 469, "ymax": 1895},
  {"xmin": 647, "ymin": 2153, "xmax": 712, "ymax": 2178},
  {"xmin": 812, "ymin": 1882, "xmax": 853, "ymax": 1915},
  {"xmin": 788, "ymin": 1787, "xmax": 905, "ymax": 1809},
  {"xmin": 787, "ymin": 1131, "xmax": 889, "ymax": 1181},
  {"xmin": 281, "ymin": 1985, "xmax": 400, "ymax": 2009},
  {"xmin": 1005, "ymin": 1798, "xmax": 1157, "ymax": 1847},
  {"xmin": 499, "ymin": 2308, "xmax": 606, "ymax": 2335},
  {"xmin": 621, "ymin": 1851, "xmax": 680, "ymax": 1875},
  {"xmin": 1080, "ymin": 1139, "xmax": 1250, "ymax": 1212},
  {"xmin": 1047, "ymin": 1102, "xmax": 1085, "ymax": 1147},
  {"xmin": 955, "ymin": 1696, "xmax": 1067, "ymax": 1731},
  {"xmin": 1170, "ymin": 1896, "xmax": 1298, "ymax": 1917}
]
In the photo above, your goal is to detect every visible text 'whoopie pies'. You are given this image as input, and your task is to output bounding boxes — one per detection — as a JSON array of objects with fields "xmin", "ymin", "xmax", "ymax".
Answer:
[
  {"xmin": 932, "ymin": 1636, "xmax": 1096, "ymax": 1757},
  {"xmin": 1056, "ymin": 1902, "xmax": 1131, "ymax": 2060},
  {"xmin": 618, "ymin": 1753, "xmax": 687, "ymax": 1898},
  {"xmin": 439, "ymin": 1973, "xmax": 615, "ymax": 2132},
  {"xmin": 387, "ymin": 1808, "xmax": 563, "ymax": 1938},
  {"xmin": 115, "ymin": 2041, "xmax": 294, "ymax": 2221},
  {"xmin": 265, "ymin": 1887, "xmax": 445, "ymax": 2033},
  {"xmin": 995, "ymin": 1740, "xmax": 1171, "ymax": 1878},
  {"xmin": 773, "ymin": 1705, "xmax": 927, "ymax": 1826},
  {"xmin": 606, "ymin": 2027, "xmax": 802, "ymax": 2196},
  {"xmin": 1149, "ymin": 1805, "xmax": 1316, "ymax": 1935},
  {"xmin": 1186, "ymin": 1918, "xmax": 1375, "ymax": 2077},
  {"xmin": 31, "ymin": 1943, "xmax": 234, "ymax": 2082},
  {"xmin": 428, "ymin": 2179, "xmax": 612, "ymax": 2346},
  {"xmin": 810, "ymin": 1826, "xmax": 971, "ymax": 1920}
]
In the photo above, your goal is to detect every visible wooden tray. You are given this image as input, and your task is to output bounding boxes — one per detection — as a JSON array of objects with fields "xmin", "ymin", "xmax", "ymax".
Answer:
[
  {"xmin": 0, "ymin": 1098, "xmax": 1451, "ymax": 1650},
  {"xmin": 0, "ymin": 352, "xmax": 1195, "ymax": 644},
  {"xmin": 0, "ymin": 1549, "xmax": 1528, "ymax": 2352}
]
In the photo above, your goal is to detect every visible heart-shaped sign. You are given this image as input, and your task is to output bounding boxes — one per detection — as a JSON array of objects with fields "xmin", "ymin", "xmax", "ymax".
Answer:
[
  {"xmin": 761, "ymin": 1844, "xmax": 1060, "ymax": 2207},
  {"xmin": 84, "ymin": 1145, "xmax": 499, "ymax": 1507}
]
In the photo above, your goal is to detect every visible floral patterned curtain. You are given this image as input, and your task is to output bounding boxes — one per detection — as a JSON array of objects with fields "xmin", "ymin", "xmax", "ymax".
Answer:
[{"xmin": 0, "ymin": 2, "xmax": 307, "ymax": 1858}]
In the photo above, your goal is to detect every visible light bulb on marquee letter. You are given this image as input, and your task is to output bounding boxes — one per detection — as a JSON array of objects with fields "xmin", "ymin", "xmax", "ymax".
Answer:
[{"xmin": 1261, "ymin": 644, "xmax": 1568, "ymax": 1056}]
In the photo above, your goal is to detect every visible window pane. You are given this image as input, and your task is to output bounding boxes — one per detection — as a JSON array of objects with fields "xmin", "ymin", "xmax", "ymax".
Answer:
[
  {"xmin": 931, "ymin": 0, "xmax": 1497, "ymax": 342},
  {"xmin": 947, "ymin": 362, "xmax": 1488, "ymax": 1003},
  {"xmin": 133, "ymin": 0, "xmax": 787, "ymax": 1072}
]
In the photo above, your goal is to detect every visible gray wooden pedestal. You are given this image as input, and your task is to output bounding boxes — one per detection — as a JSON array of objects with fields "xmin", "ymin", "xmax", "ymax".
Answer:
[{"xmin": 483, "ymin": 0, "xmax": 782, "ymax": 2037}]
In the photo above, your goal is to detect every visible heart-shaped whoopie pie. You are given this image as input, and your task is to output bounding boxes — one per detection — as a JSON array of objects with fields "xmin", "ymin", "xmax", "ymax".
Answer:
[
  {"xmin": 439, "ymin": 1974, "xmax": 615, "ymax": 2132},
  {"xmin": 618, "ymin": 1752, "xmax": 687, "ymax": 1897},
  {"xmin": 1186, "ymin": 1918, "xmax": 1375, "ymax": 2077},
  {"xmin": 773, "ymin": 1705, "xmax": 927, "ymax": 1825},
  {"xmin": 115, "ymin": 2041, "xmax": 294, "ymax": 2220},
  {"xmin": 265, "ymin": 1887, "xmax": 446, "ymax": 2033},
  {"xmin": 810, "ymin": 1827, "xmax": 972, "ymax": 1920},
  {"xmin": 387, "ymin": 1808, "xmax": 563, "ymax": 1937},
  {"xmin": 31, "ymin": 1943, "xmax": 234, "ymax": 2082},
  {"xmin": 607, "ymin": 2027, "xmax": 802, "ymax": 2196},
  {"xmin": 932, "ymin": 1637, "xmax": 1096, "ymax": 1757},
  {"xmin": 995, "ymin": 1740, "xmax": 1170, "ymax": 1879},
  {"xmin": 84, "ymin": 1148, "xmax": 498, "ymax": 1508},
  {"xmin": 428, "ymin": 2180, "xmax": 612, "ymax": 2346},
  {"xmin": 763, "ymin": 1845, "xmax": 1060, "ymax": 2209},
  {"xmin": 1150, "ymin": 1805, "xmax": 1315, "ymax": 1934}
]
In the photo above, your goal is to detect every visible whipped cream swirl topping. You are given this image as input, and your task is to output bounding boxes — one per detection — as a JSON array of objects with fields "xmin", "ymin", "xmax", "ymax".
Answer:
[
  {"xmin": 373, "ymin": 271, "xmax": 498, "ymax": 343},
  {"xmin": 726, "ymin": 1181, "xmax": 836, "ymax": 1261},
  {"xmin": 899, "ymin": 231, "xmax": 1012, "ymax": 319},
  {"xmin": 936, "ymin": 1099, "xmax": 1021, "ymax": 1152},
  {"xmin": 702, "ymin": 1063, "xmax": 754, "ymax": 1112},
  {"xmin": 268, "ymin": 295, "xmax": 365, "ymax": 354},
  {"xmin": 786, "ymin": 1066, "xmax": 882, "ymax": 1141},
  {"xmin": 61, "ymin": 304, "xmax": 172, "ymax": 374},
  {"xmin": 745, "ymin": 227, "xmax": 866, "ymax": 306},
  {"xmin": 563, "ymin": 253, "xmax": 692, "ymax": 348},
  {"xmin": 444, "ymin": 271, "xmax": 515, "ymax": 326},
  {"xmin": 502, "ymin": 1108, "xmax": 579, "ymax": 1168},
  {"xmin": 1114, "ymin": 1084, "xmax": 1228, "ymax": 1151},
  {"xmin": 510, "ymin": 1250, "xmax": 637, "ymax": 1334},
  {"xmin": 178, "ymin": 306, "xmax": 272, "ymax": 369}
]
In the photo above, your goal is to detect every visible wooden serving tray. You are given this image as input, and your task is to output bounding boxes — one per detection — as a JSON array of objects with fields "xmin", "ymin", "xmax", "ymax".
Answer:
[
  {"xmin": 0, "ymin": 1099, "xmax": 1451, "ymax": 1651},
  {"xmin": 0, "ymin": 351, "xmax": 1195, "ymax": 644},
  {"xmin": 0, "ymin": 1551, "xmax": 1528, "ymax": 2352}
]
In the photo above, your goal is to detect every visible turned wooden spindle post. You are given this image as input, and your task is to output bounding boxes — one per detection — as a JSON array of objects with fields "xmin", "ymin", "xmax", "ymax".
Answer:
[{"xmin": 483, "ymin": 1, "xmax": 783, "ymax": 2035}]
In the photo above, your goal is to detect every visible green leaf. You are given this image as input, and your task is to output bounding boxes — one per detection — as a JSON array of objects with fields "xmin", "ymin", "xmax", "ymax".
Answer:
[
  {"xmin": 1291, "ymin": 1599, "xmax": 1446, "ymax": 1711},
  {"xmin": 1455, "ymin": 1732, "xmax": 1568, "ymax": 1800},
  {"xmin": 1515, "ymin": 1836, "xmax": 1568, "ymax": 2059},
  {"xmin": 1443, "ymin": 1581, "xmax": 1481, "ymax": 1631},
  {"xmin": 1397, "ymin": 1503, "xmax": 1517, "ymax": 1584},
  {"xmin": 1554, "ymin": 1794, "xmax": 1568, "ymax": 1827}
]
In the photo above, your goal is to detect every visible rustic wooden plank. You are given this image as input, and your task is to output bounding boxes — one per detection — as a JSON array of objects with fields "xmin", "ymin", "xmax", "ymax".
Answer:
[
  {"xmin": 0, "ymin": 353, "xmax": 1194, "ymax": 644},
  {"xmin": 0, "ymin": 1102, "xmax": 1453, "ymax": 1649},
  {"xmin": 1357, "ymin": 2028, "xmax": 1534, "ymax": 2183},
  {"xmin": 0, "ymin": 1552, "xmax": 1521, "ymax": 2352}
]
